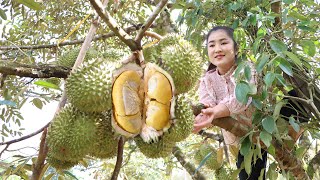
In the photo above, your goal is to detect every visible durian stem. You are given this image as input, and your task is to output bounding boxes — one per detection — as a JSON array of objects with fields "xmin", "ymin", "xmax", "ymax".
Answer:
[
  {"xmin": 111, "ymin": 137, "xmax": 125, "ymax": 180},
  {"xmin": 172, "ymin": 146, "xmax": 207, "ymax": 180}
]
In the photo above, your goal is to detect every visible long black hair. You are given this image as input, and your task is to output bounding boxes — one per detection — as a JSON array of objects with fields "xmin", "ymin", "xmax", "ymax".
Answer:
[{"xmin": 206, "ymin": 26, "xmax": 238, "ymax": 71}]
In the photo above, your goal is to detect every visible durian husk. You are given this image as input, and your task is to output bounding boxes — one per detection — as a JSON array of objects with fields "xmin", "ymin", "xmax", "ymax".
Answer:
[
  {"xmin": 47, "ymin": 153, "xmax": 79, "ymax": 170},
  {"xmin": 66, "ymin": 58, "xmax": 118, "ymax": 113},
  {"xmin": 47, "ymin": 105, "xmax": 97, "ymax": 161}
]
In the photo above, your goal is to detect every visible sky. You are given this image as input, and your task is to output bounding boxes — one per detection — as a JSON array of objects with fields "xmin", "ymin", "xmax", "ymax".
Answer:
[{"xmin": 1, "ymin": 101, "xmax": 58, "ymax": 160}]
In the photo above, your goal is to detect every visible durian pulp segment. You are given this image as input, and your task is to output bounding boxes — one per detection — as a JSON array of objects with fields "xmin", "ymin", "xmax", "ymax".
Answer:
[
  {"xmin": 146, "ymin": 101, "xmax": 170, "ymax": 130},
  {"xmin": 144, "ymin": 67, "xmax": 172, "ymax": 131},
  {"xmin": 112, "ymin": 70, "xmax": 143, "ymax": 134}
]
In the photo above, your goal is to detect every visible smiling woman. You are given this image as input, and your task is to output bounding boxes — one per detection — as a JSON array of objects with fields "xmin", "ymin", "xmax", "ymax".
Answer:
[{"xmin": 193, "ymin": 26, "xmax": 266, "ymax": 180}]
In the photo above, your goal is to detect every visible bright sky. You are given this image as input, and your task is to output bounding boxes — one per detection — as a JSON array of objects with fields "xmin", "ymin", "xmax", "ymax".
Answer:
[{"xmin": 1, "ymin": 101, "xmax": 58, "ymax": 160}]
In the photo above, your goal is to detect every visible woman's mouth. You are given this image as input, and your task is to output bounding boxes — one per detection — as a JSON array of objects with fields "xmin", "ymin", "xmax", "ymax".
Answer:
[{"xmin": 215, "ymin": 55, "xmax": 224, "ymax": 59}]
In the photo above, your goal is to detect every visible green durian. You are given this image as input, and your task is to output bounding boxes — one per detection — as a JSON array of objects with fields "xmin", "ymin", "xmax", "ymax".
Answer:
[
  {"xmin": 143, "ymin": 34, "xmax": 203, "ymax": 94},
  {"xmin": 89, "ymin": 111, "xmax": 118, "ymax": 159},
  {"xmin": 47, "ymin": 153, "xmax": 79, "ymax": 170},
  {"xmin": 194, "ymin": 143, "xmax": 222, "ymax": 170},
  {"xmin": 102, "ymin": 47, "xmax": 130, "ymax": 62},
  {"xmin": 135, "ymin": 135, "xmax": 176, "ymax": 158},
  {"xmin": 58, "ymin": 47, "xmax": 99, "ymax": 68},
  {"xmin": 47, "ymin": 105, "xmax": 97, "ymax": 161},
  {"xmin": 66, "ymin": 59, "xmax": 117, "ymax": 113},
  {"xmin": 165, "ymin": 94, "xmax": 194, "ymax": 142}
]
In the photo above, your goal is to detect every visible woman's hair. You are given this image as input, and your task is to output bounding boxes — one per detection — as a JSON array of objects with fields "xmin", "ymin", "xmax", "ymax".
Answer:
[{"xmin": 206, "ymin": 26, "xmax": 238, "ymax": 71}]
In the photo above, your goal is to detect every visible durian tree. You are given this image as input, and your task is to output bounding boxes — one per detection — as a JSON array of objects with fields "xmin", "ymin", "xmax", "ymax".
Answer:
[{"xmin": 0, "ymin": 0, "xmax": 319, "ymax": 179}]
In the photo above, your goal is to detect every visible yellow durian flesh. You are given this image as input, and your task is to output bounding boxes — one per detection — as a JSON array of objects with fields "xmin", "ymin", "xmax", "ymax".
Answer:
[
  {"xmin": 147, "ymin": 71, "xmax": 172, "ymax": 105},
  {"xmin": 145, "ymin": 101, "xmax": 170, "ymax": 131},
  {"xmin": 111, "ymin": 63, "xmax": 174, "ymax": 141},
  {"xmin": 112, "ymin": 70, "xmax": 143, "ymax": 135}
]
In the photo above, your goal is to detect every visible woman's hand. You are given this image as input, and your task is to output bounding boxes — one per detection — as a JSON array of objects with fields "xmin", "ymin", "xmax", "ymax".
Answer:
[
  {"xmin": 192, "ymin": 104, "xmax": 230, "ymax": 133},
  {"xmin": 193, "ymin": 108, "xmax": 215, "ymax": 133}
]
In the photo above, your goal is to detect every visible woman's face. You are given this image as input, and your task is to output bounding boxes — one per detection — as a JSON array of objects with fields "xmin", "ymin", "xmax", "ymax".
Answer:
[{"xmin": 207, "ymin": 30, "xmax": 237, "ymax": 74}]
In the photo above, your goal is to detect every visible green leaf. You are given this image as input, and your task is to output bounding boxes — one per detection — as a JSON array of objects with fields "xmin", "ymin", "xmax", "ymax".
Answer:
[
  {"xmin": 270, "ymin": 39, "xmax": 287, "ymax": 55},
  {"xmin": 194, "ymin": 151, "xmax": 212, "ymax": 173},
  {"xmin": 289, "ymin": 117, "xmax": 300, "ymax": 132},
  {"xmin": 252, "ymin": 111, "xmax": 263, "ymax": 125},
  {"xmin": 283, "ymin": 51, "xmax": 302, "ymax": 68},
  {"xmin": 275, "ymin": 74, "xmax": 287, "ymax": 87},
  {"xmin": 244, "ymin": 150, "xmax": 253, "ymax": 175},
  {"xmin": 32, "ymin": 98, "xmax": 43, "ymax": 109},
  {"xmin": 240, "ymin": 137, "xmax": 251, "ymax": 156},
  {"xmin": 256, "ymin": 53, "xmax": 270, "ymax": 73},
  {"xmin": 260, "ymin": 131, "xmax": 272, "ymax": 147},
  {"xmin": 252, "ymin": 98, "xmax": 262, "ymax": 110},
  {"xmin": 264, "ymin": 72, "xmax": 275, "ymax": 87},
  {"xmin": 235, "ymin": 82, "xmax": 250, "ymax": 104},
  {"xmin": 262, "ymin": 116, "xmax": 275, "ymax": 134},
  {"xmin": 300, "ymin": 40, "xmax": 316, "ymax": 56},
  {"xmin": 276, "ymin": 57, "xmax": 293, "ymax": 76},
  {"xmin": 273, "ymin": 101, "xmax": 285, "ymax": 119},
  {"xmin": 0, "ymin": 9, "xmax": 7, "ymax": 20},
  {"xmin": 244, "ymin": 65, "xmax": 252, "ymax": 81},
  {"xmin": 16, "ymin": 0, "xmax": 43, "ymax": 10},
  {"xmin": 294, "ymin": 147, "xmax": 307, "ymax": 159},
  {"xmin": 34, "ymin": 80, "xmax": 60, "ymax": 90}
]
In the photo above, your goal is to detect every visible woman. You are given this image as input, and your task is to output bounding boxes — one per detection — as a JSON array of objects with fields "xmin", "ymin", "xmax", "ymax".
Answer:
[{"xmin": 193, "ymin": 26, "xmax": 267, "ymax": 179}]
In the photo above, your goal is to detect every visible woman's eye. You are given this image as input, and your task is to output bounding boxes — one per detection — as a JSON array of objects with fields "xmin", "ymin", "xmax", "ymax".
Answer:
[
  {"xmin": 209, "ymin": 44, "xmax": 215, "ymax": 47},
  {"xmin": 221, "ymin": 42, "xmax": 227, "ymax": 45}
]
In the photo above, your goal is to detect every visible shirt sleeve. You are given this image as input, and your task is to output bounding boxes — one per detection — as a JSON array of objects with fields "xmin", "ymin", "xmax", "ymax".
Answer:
[
  {"xmin": 220, "ymin": 64, "xmax": 258, "ymax": 115},
  {"xmin": 198, "ymin": 76, "xmax": 216, "ymax": 107}
]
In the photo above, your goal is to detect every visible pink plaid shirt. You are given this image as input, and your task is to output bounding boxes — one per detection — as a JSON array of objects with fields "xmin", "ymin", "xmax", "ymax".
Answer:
[{"xmin": 198, "ymin": 64, "xmax": 257, "ymax": 145}]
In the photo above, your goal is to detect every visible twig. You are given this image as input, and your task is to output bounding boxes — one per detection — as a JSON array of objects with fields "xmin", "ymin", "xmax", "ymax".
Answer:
[
  {"xmin": 89, "ymin": 0, "xmax": 138, "ymax": 51},
  {"xmin": 172, "ymin": 146, "xmax": 206, "ymax": 180},
  {"xmin": 0, "ymin": 122, "xmax": 50, "ymax": 146},
  {"xmin": 111, "ymin": 137, "xmax": 125, "ymax": 180},
  {"xmin": 143, "ymin": 31, "xmax": 163, "ymax": 40},
  {"xmin": 135, "ymin": 0, "xmax": 168, "ymax": 42},
  {"xmin": 31, "ymin": 128, "xmax": 49, "ymax": 180},
  {"xmin": 0, "ymin": 26, "xmax": 140, "ymax": 51},
  {"xmin": 0, "ymin": 144, "xmax": 9, "ymax": 158}
]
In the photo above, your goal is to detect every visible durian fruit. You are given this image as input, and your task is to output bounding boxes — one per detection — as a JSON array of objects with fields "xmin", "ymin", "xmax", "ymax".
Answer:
[
  {"xmin": 143, "ymin": 34, "xmax": 203, "ymax": 94},
  {"xmin": 47, "ymin": 153, "xmax": 79, "ymax": 170},
  {"xmin": 215, "ymin": 167, "xmax": 231, "ymax": 179},
  {"xmin": 66, "ymin": 58, "xmax": 118, "ymax": 113},
  {"xmin": 135, "ymin": 135, "xmax": 176, "ymax": 158},
  {"xmin": 89, "ymin": 110, "xmax": 118, "ymax": 159},
  {"xmin": 57, "ymin": 47, "xmax": 99, "ymax": 68},
  {"xmin": 47, "ymin": 105, "xmax": 97, "ymax": 161},
  {"xmin": 194, "ymin": 143, "xmax": 222, "ymax": 170},
  {"xmin": 135, "ymin": 95, "xmax": 194, "ymax": 158},
  {"xmin": 164, "ymin": 94, "xmax": 194, "ymax": 142},
  {"xmin": 111, "ymin": 63, "xmax": 175, "ymax": 142},
  {"xmin": 102, "ymin": 47, "xmax": 130, "ymax": 62}
]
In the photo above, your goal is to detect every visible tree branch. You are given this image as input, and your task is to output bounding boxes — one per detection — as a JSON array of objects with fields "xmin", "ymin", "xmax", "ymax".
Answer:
[
  {"xmin": 111, "ymin": 137, "xmax": 125, "ymax": 180},
  {"xmin": 0, "ymin": 144, "xmax": 9, "ymax": 158},
  {"xmin": 0, "ymin": 60, "xmax": 70, "ymax": 78},
  {"xmin": 0, "ymin": 122, "xmax": 50, "ymax": 146},
  {"xmin": 31, "ymin": 128, "xmax": 48, "ymax": 180},
  {"xmin": 135, "ymin": 0, "xmax": 168, "ymax": 42},
  {"xmin": 198, "ymin": 130, "xmax": 223, "ymax": 142},
  {"xmin": 172, "ymin": 146, "xmax": 207, "ymax": 180},
  {"xmin": 0, "ymin": 26, "xmax": 140, "ymax": 51},
  {"xmin": 89, "ymin": 0, "xmax": 138, "ymax": 51}
]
